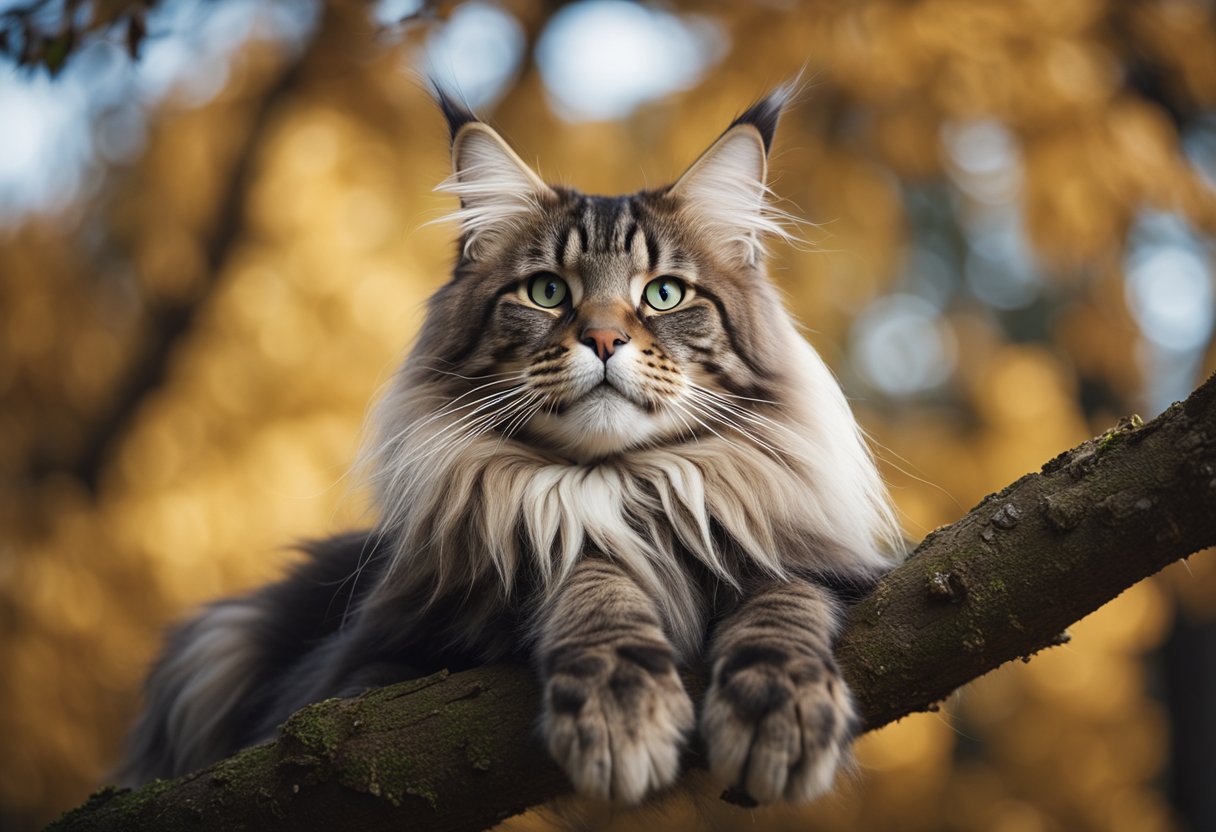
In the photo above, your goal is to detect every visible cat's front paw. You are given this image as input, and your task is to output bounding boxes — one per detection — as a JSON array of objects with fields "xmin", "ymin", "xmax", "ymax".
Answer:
[
  {"xmin": 541, "ymin": 642, "xmax": 694, "ymax": 804},
  {"xmin": 701, "ymin": 644, "xmax": 856, "ymax": 804}
]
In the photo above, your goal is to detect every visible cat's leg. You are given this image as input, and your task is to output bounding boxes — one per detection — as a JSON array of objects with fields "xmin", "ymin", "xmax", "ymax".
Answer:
[
  {"xmin": 536, "ymin": 558, "xmax": 695, "ymax": 805},
  {"xmin": 701, "ymin": 578, "xmax": 857, "ymax": 804}
]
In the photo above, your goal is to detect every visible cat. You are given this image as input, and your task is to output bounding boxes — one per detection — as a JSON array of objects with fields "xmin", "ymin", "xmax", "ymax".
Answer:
[{"xmin": 120, "ymin": 85, "xmax": 904, "ymax": 807}]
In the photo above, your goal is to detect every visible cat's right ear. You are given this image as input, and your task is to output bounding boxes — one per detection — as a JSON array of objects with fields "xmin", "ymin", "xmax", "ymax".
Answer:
[{"xmin": 432, "ymin": 88, "xmax": 554, "ymax": 259}]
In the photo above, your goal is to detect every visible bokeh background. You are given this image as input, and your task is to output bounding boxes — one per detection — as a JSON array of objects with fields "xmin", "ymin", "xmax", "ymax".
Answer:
[{"xmin": 2, "ymin": 0, "xmax": 1216, "ymax": 829}]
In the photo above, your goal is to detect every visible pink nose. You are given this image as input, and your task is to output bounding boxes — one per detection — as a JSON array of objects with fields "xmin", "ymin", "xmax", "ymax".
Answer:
[{"xmin": 581, "ymin": 328, "xmax": 629, "ymax": 362}]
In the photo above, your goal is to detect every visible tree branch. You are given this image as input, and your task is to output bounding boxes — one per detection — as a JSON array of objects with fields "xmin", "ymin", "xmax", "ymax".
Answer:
[
  {"xmin": 56, "ymin": 46, "xmax": 308, "ymax": 492},
  {"xmin": 49, "ymin": 373, "xmax": 1216, "ymax": 832}
]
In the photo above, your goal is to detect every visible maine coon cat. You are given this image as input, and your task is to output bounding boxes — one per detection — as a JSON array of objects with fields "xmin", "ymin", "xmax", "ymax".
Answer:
[{"xmin": 121, "ymin": 86, "xmax": 903, "ymax": 806}]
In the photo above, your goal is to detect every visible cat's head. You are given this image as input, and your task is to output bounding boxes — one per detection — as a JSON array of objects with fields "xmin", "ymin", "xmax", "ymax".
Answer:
[{"xmin": 410, "ymin": 87, "xmax": 801, "ymax": 462}]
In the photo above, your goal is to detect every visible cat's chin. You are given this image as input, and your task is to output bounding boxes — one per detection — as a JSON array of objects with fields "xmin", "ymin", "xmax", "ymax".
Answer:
[{"xmin": 526, "ymin": 385, "xmax": 681, "ymax": 461}]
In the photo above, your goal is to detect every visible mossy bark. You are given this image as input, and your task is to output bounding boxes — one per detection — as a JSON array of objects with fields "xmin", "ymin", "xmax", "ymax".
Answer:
[{"xmin": 48, "ymin": 374, "xmax": 1216, "ymax": 832}]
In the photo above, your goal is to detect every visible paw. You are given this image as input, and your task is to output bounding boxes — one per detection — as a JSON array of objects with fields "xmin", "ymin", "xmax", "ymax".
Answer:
[
  {"xmin": 541, "ymin": 642, "xmax": 694, "ymax": 804},
  {"xmin": 701, "ymin": 644, "xmax": 856, "ymax": 804}
]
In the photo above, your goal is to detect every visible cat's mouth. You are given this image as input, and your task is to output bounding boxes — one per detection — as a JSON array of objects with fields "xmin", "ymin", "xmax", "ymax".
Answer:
[
  {"xmin": 579, "ymin": 380, "xmax": 632, "ymax": 405},
  {"xmin": 519, "ymin": 365, "xmax": 682, "ymax": 459},
  {"xmin": 548, "ymin": 363, "xmax": 642, "ymax": 407},
  {"xmin": 586, "ymin": 376, "xmax": 646, "ymax": 409}
]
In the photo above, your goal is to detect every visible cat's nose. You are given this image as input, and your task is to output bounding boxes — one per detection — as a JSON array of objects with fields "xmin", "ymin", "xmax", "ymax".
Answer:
[{"xmin": 581, "ymin": 328, "xmax": 629, "ymax": 362}]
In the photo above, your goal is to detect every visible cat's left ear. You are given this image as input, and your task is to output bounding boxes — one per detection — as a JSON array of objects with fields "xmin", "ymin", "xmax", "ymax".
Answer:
[
  {"xmin": 669, "ymin": 85, "xmax": 794, "ymax": 266},
  {"xmin": 433, "ymin": 87, "xmax": 555, "ymax": 259}
]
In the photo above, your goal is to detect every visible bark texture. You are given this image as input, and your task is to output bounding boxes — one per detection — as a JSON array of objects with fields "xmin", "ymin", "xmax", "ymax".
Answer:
[{"xmin": 49, "ymin": 374, "xmax": 1216, "ymax": 832}]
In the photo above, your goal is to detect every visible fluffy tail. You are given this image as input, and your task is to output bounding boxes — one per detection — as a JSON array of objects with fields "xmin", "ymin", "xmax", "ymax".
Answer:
[
  {"xmin": 118, "ymin": 599, "xmax": 268, "ymax": 784},
  {"xmin": 117, "ymin": 530, "xmax": 386, "ymax": 785}
]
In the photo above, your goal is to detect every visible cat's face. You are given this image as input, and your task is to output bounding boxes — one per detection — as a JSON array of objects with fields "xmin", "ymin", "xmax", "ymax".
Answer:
[{"xmin": 410, "ymin": 93, "xmax": 795, "ymax": 462}]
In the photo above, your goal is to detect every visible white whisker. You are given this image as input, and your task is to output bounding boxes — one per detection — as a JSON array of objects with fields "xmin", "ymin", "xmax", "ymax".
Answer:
[
  {"xmin": 370, "ymin": 376, "xmax": 530, "ymax": 457},
  {"xmin": 682, "ymin": 394, "xmax": 796, "ymax": 471}
]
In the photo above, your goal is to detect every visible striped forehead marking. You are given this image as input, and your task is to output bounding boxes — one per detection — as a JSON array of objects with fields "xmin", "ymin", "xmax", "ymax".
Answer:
[{"xmin": 556, "ymin": 196, "xmax": 662, "ymax": 273}]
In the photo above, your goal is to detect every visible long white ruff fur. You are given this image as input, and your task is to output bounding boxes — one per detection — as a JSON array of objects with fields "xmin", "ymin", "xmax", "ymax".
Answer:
[{"xmin": 360, "ymin": 318, "xmax": 901, "ymax": 659}]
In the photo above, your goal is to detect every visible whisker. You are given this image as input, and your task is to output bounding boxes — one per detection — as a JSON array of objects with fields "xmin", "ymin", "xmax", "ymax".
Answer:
[
  {"xmin": 686, "ymin": 387, "xmax": 815, "ymax": 457},
  {"xmin": 378, "ymin": 385, "xmax": 529, "ymax": 466},
  {"xmin": 375, "ymin": 387, "xmax": 533, "ymax": 518},
  {"xmin": 688, "ymin": 384, "xmax": 788, "ymax": 426},
  {"xmin": 682, "ymin": 392, "xmax": 798, "ymax": 472},
  {"xmin": 667, "ymin": 398, "xmax": 735, "ymax": 449},
  {"xmin": 373, "ymin": 376, "xmax": 530, "ymax": 452},
  {"xmin": 665, "ymin": 406, "xmax": 701, "ymax": 446},
  {"xmin": 480, "ymin": 393, "xmax": 539, "ymax": 445},
  {"xmin": 687, "ymin": 389, "xmax": 796, "ymax": 445},
  {"xmin": 856, "ymin": 425, "xmax": 964, "ymax": 514},
  {"xmin": 499, "ymin": 395, "xmax": 546, "ymax": 444},
  {"xmin": 334, "ymin": 534, "xmax": 382, "ymax": 630},
  {"xmin": 690, "ymin": 385, "xmax": 781, "ymax": 406},
  {"xmin": 414, "ymin": 365, "xmax": 522, "ymax": 382}
]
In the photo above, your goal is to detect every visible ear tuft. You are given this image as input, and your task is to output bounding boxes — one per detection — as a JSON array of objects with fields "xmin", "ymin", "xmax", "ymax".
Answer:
[
  {"xmin": 728, "ymin": 81, "xmax": 796, "ymax": 153},
  {"xmin": 430, "ymin": 82, "xmax": 479, "ymax": 142},
  {"xmin": 669, "ymin": 83, "xmax": 799, "ymax": 266},
  {"xmin": 434, "ymin": 112, "xmax": 554, "ymax": 259}
]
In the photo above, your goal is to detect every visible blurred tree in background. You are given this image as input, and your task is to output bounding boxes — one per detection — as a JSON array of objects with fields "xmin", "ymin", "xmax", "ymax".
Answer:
[{"xmin": 1, "ymin": 1, "xmax": 1215, "ymax": 830}]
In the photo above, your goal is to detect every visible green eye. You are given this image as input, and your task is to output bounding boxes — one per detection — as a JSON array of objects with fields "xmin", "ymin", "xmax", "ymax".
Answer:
[
  {"xmin": 527, "ymin": 272, "xmax": 569, "ymax": 309},
  {"xmin": 643, "ymin": 276, "xmax": 685, "ymax": 311}
]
